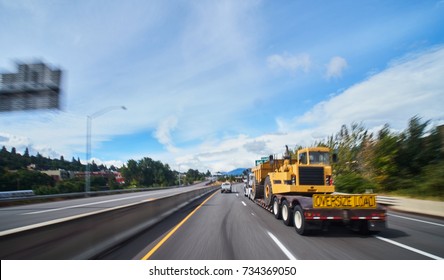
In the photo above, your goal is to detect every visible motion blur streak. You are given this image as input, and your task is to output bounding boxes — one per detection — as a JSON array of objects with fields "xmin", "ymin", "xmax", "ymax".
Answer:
[{"xmin": 141, "ymin": 191, "xmax": 218, "ymax": 260}]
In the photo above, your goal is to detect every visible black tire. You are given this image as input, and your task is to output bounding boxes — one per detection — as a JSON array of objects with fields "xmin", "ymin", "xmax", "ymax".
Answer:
[
  {"xmin": 293, "ymin": 205, "xmax": 306, "ymax": 235},
  {"xmin": 263, "ymin": 176, "xmax": 273, "ymax": 207},
  {"xmin": 273, "ymin": 197, "xmax": 281, "ymax": 219},
  {"xmin": 252, "ymin": 180, "xmax": 264, "ymax": 199},
  {"xmin": 282, "ymin": 200, "xmax": 293, "ymax": 226},
  {"xmin": 358, "ymin": 221, "xmax": 378, "ymax": 235}
]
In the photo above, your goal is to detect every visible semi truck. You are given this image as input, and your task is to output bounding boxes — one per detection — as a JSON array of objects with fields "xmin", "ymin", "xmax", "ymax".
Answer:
[{"xmin": 245, "ymin": 146, "xmax": 386, "ymax": 235}]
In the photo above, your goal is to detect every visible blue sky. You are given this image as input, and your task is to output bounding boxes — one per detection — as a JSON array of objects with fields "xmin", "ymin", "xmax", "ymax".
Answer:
[{"xmin": 1, "ymin": 0, "xmax": 444, "ymax": 173}]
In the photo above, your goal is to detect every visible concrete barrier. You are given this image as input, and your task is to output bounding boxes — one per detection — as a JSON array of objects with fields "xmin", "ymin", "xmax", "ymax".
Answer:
[
  {"xmin": 353, "ymin": 195, "xmax": 444, "ymax": 218},
  {"xmin": 0, "ymin": 185, "xmax": 218, "ymax": 259},
  {"xmin": 387, "ymin": 197, "xmax": 444, "ymax": 218},
  {"xmin": 0, "ymin": 183, "xmax": 209, "ymax": 206}
]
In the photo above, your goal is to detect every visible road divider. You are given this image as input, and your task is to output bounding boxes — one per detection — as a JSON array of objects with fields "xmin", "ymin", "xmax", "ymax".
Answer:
[{"xmin": 0, "ymin": 185, "xmax": 218, "ymax": 259}]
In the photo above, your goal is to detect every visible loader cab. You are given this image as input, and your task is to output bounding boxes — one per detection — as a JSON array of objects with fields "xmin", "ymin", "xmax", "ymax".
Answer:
[
  {"xmin": 309, "ymin": 151, "xmax": 330, "ymax": 165},
  {"xmin": 299, "ymin": 152, "xmax": 308, "ymax": 164},
  {"xmin": 297, "ymin": 148, "xmax": 331, "ymax": 165}
]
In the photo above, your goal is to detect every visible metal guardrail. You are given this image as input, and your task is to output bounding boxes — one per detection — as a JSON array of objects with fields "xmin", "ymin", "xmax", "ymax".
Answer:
[
  {"xmin": 0, "ymin": 185, "xmax": 219, "ymax": 259},
  {"xmin": 376, "ymin": 196, "xmax": 398, "ymax": 206}
]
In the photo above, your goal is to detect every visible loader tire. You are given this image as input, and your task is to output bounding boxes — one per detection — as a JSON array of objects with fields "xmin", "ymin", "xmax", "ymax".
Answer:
[
  {"xmin": 252, "ymin": 180, "xmax": 263, "ymax": 200},
  {"xmin": 263, "ymin": 176, "xmax": 273, "ymax": 207}
]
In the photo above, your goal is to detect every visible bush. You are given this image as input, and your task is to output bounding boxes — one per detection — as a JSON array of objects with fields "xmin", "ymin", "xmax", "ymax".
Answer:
[
  {"xmin": 418, "ymin": 163, "xmax": 444, "ymax": 198},
  {"xmin": 56, "ymin": 179, "xmax": 83, "ymax": 193},
  {"xmin": 335, "ymin": 173, "xmax": 377, "ymax": 194},
  {"xmin": 34, "ymin": 185, "xmax": 60, "ymax": 195}
]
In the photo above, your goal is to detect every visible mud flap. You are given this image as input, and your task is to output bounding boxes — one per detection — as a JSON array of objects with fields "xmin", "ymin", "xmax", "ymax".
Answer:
[{"xmin": 351, "ymin": 220, "xmax": 386, "ymax": 234}]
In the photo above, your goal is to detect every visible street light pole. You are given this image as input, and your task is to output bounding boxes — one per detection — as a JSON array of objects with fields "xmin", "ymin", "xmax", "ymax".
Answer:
[{"xmin": 85, "ymin": 106, "xmax": 126, "ymax": 193}]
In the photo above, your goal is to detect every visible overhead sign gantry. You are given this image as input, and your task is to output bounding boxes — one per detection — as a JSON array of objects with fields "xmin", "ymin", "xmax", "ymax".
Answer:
[{"xmin": 0, "ymin": 61, "xmax": 62, "ymax": 112}]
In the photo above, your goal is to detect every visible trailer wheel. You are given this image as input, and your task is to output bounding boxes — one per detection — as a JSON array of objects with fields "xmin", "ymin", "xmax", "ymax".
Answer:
[
  {"xmin": 293, "ymin": 205, "xmax": 306, "ymax": 235},
  {"xmin": 358, "ymin": 221, "xmax": 374, "ymax": 235},
  {"xmin": 281, "ymin": 200, "xmax": 293, "ymax": 226},
  {"xmin": 273, "ymin": 197, "xmax": 281, "ymax": 219}
]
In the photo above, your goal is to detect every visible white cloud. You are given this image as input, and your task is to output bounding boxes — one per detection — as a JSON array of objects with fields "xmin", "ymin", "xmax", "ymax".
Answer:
[
  {"xmin": 2, "ymin": 1, "xmax": 443, "ymax": 174},
  {"xmin": 86, "ymin": 157, "xmax": 125, "ymax": 168},
  {"xmin": 0, "ymin": 1, "xmax": 263, "ymax": 166},
  {"xmin": 154, "ymin": 116, "xmax": 179, "ymax": 153},
  {"xmin": 325, "ymin": 56, "xmax": 348, "ymax": 79},
  {"xmin": 280, "ymin": 46, "xmax": 444, "ymax": 134},
  {"xmin": 0, "ymin": 131, "xmax": 62, "ymax": 158},
  {"xmin": 172, "ymin": 46, "xmax": 444, "ymax": 172},
  {"xmin": 267, "ymin": 53, "xmax": 311, "ymax": 73},
  {"xmin": 0, "ymin": 133, "xmax": 32, "ymax": 153}
]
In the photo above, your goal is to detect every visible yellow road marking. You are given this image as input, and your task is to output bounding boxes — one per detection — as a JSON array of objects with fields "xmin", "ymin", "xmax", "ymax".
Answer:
[{"xmin": 141, "ymin": 190, "xmax": 218, "ymax": 260}]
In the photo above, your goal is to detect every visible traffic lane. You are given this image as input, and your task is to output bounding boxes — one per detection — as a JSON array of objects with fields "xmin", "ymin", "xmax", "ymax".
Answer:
[
  {"xmin": 142, "ymin": 185, "xmax": 435, "ymax": 260},
  {"xmin": 97, "ymin": 192, "xmax": 216, "ymax": 260},
  {"xmin": 0, "ymin": 183, "xmax": 212, "ymax": 232},
  {"xmin": 144, "ymin": 185, "xmax": 291, "ymax": 260},
  {"xmin": 239, "ymin": 194, "xmax": 387, "ymax": 259},
  {"xmin": 377, "ymin": 210, "xmax": 444, "ymax": 259},
  {"xmin": 105, "ymin": 185, "xmax": 443, "ymax": 260},
  {"xmin": 240, "ymin": 194, "xmax": 442, "ymax": 260}
]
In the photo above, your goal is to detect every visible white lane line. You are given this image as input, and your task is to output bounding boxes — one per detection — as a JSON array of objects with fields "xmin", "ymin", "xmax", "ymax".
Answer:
[
  {"xmin": 22, "ymin": 193, "xmax": 156, "ymax": 215},
  {"xmin": 267, "ymin": 231, "xmax": 297, "ymax": 260},
  {"xmin": 236, "ymin": 193, "xmax": 239, "ymax": 197},
  {"xmin": 376, "ymin": 236, "xmax": 443, "ymax": 260},
  {"xmin": 241, "ymin": 201, "xmax": 247, "ymax": 206},
  {"xmin": 388, "ymin": 213, "xmax": 444, "ymax": 227},
  {"xmin": 1, "ymin": 200, "xmax": 146, "ymax": 237}
]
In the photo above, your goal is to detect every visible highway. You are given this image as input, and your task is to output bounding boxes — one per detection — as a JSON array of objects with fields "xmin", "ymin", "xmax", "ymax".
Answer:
[
  {"xmin": 0, "ymin": 182, "xmax": 210, "ymax": 233},
  {"xmin": 103, "ymin": 183, "xmax": 444, "ymax": 260},
  {"xmin": 1, "ymin": 183, "xmax": 443, "ymax": 260}
]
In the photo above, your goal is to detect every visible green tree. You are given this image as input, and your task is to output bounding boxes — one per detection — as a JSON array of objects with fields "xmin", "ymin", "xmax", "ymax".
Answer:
[
  {"xmin": 23, "ymin": 148, "xmax": 30, "ymax": 158},
  {"xmin": 56, "ymin": 178, "xmax": 83, "ymax": 193},
  {"xmin": 370, "ymin": 124, "xmax": 400, "ymax": 192},
  {"xmin": 0, "ymin": 170, "xmax": 55, "ymax": 192},
  {"xmin": 333, "ymin": 123, "xmax": 370, "ymax": 174},
  {"xmin": 396, "ymin": 116, "xmax": 430, "ymax": 175},
  {"xmin": 120, "ymin": 157, "xmax": 176, "ymax": 188}
]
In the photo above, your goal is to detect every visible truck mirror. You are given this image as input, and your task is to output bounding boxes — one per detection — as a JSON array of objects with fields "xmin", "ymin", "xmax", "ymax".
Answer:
[{"xmin": 332, "ymin": 154, "xmax": 338, "ymax": 163}]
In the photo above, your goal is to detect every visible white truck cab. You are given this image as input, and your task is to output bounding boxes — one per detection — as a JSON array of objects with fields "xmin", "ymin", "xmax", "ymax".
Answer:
[
  {"xmin": 221, "ymin": 182, "xmax": 232, "ymax": 193},
  {"xmin": 244, "ymin": 173, "xmax": 254, "ymax": 198}
]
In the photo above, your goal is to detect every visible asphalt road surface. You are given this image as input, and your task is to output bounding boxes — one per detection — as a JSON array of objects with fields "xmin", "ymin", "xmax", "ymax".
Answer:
[
  {"xmin": 98, "ymin": 183, "xmax": 444, "ymax": 260},
  {"xmin": 0, "ymin": 183, "xmax": 210, "ymax": 233}
]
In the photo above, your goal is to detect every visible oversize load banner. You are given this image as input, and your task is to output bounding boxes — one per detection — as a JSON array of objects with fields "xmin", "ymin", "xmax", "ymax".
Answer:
[{"xmin": 313, "ymin": 194, "xmax": 377, "ymax": 209}]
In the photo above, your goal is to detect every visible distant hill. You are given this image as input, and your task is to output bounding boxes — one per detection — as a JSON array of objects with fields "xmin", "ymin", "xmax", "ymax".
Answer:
[{"xmin": 224, "ymin": 168, "xmax": 248, "ymax": 176}]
